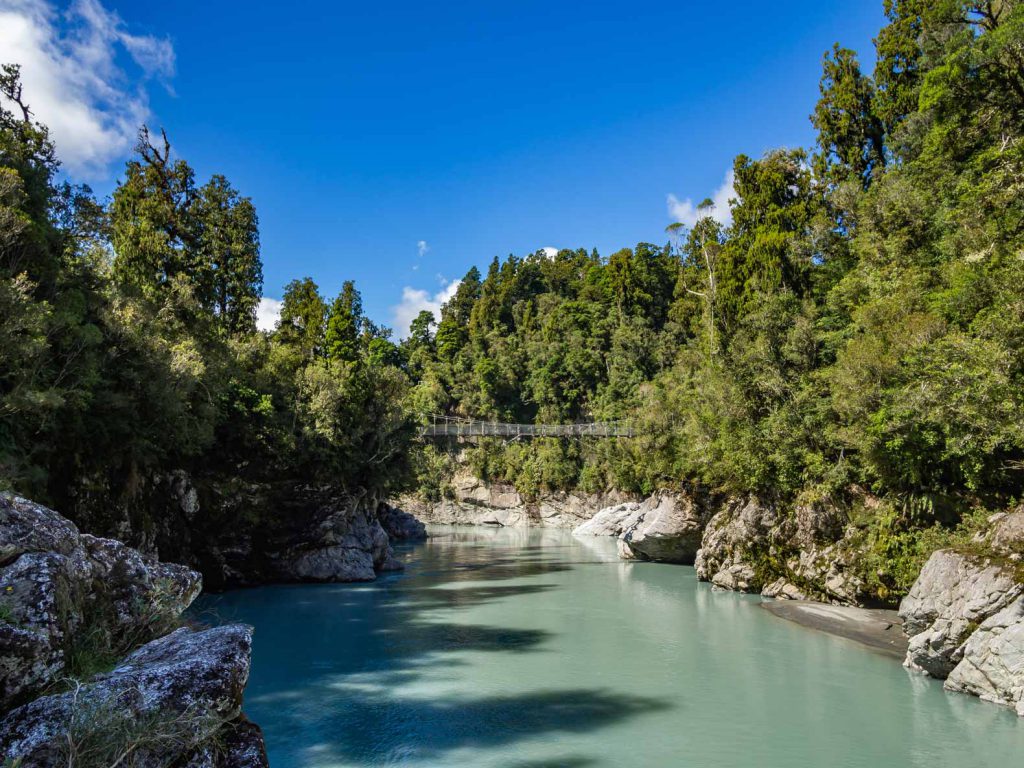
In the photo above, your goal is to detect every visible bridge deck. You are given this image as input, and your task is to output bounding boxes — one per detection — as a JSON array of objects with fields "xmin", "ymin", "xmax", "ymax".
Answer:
[{"xmin": 421, "ymin": 417, "xmax": 635, "ymax": 438}]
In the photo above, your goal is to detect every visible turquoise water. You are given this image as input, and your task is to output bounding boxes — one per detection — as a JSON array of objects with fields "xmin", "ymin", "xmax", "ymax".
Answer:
[{"xmin": 195, "ymin": 526, "xmax": 1024, "ymax": 767}]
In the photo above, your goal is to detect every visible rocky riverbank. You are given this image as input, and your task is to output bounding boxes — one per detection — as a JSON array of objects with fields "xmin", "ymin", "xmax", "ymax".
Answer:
[{"xmin": 0, "ymin": 494, "xmax": 267, "ymax": 766}]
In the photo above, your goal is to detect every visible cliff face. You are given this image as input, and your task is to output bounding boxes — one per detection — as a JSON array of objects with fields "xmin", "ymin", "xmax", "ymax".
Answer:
[{"xmin": 0, "ymin": 494, "xmax": 268, "ymax": 766}]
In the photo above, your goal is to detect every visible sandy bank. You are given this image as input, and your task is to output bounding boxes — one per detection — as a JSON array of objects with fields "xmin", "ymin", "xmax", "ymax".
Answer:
[{"xmin": 760, "ymin": 600, "xmax": 908, "ymax": 659}]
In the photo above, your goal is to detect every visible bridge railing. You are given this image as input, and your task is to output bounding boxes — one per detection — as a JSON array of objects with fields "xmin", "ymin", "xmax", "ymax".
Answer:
[{"xmin": 420, "ymin": 415, "xmax": 636, "ymax": 438}]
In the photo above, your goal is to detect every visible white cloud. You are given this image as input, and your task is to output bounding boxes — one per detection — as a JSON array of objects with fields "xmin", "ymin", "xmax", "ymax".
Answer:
[
  {"xmin": 416, "ymin": 239, "xmax": 429, "ymax": 258},
  {"xmin": 666, "ymin": 169, "xmax": 735, "ymax": 230},
  {"xmin": 541, "ymin": 246, "xmax": 558, "ymax": 258},
  {"xmin": 0, "ymin": 0, "xmax": 175, "ymax": 179},
  {"xmin": 391, "ymin": 279, "xmax": 461, "ymax": 339},
  {"xmin": 256, "ymin": 297, "xmax": 282, "ymax": 332}
]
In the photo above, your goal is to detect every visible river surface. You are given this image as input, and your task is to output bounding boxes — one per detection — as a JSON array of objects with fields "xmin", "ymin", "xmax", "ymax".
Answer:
[{"xmin": 195, "ymin": 526, "xmax": 1024, "ymax": 767}]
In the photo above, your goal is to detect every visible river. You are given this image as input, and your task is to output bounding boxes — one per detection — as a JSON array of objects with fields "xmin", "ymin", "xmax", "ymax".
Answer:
[{"xmin": 195, "ymin": 526, "xmax": 1024, "ymax": 767}]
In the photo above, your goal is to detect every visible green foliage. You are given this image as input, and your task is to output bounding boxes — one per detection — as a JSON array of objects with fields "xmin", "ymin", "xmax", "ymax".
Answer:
[
  {"xmin": 403, "ymin": 3, "xmax": 1024, "ymax": 602},
  {"xmin": 0, "ymin": 66, "xmax": 412, "ymax": 521}
]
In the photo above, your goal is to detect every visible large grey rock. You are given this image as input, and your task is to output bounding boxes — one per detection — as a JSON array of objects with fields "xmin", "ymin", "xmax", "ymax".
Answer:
[
  {"xmin": 378, "ymin": 502, "xmax": 427, "ymax": 541},
  {"xmin": 0, "ymin": 625, "xmax": 264, "ymax": 767},
  {"xmin": 618, "ymin": 492, "xmax": 706, "ymax": 564},
  {"xmin": 0, "ymin": 495, "xmax": 201, "ymax": 710},
  {"xmin": 945, "ymin": 596, "xmax": 1024, "ymax": 716},
  {"xmin": 899, "ymin": 550, "xmax": 1024, "ymax": 678},
  {"xmin": 573, "ymin": 501, "xmax": 643, "ymax": 537}
]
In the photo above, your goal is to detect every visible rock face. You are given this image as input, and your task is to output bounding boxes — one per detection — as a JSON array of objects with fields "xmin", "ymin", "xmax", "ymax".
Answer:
[
  {"xmin": 899, "ymin": 550, "xmax": 1023, "ymax": 678},
  {"xmin": 58, "ymin": 472, "xmax": 427, "ymax": 590},
  {"xmin": 691, "ymin": 493, "xmax": 867, "ymax": 604},
  {"xmin": 275, "ymin": 502, "xmax": 401, "ymax": 582},
  {"xmin": 0, "ymin": 494, "xmax": 267, "ymax": 766},
  {"xmin": 616, "ymin": 492, "xmax": 706, "ymax": 564},
  {"xmin": 986, "ymin": 508, "xmax": 1024, "ymax": 558},
  {"xmin": 694, "ymin": 496, "xmax": 790, "ymax": 592},
  {"xmin": 399, "ymin": 470, "xmax": 633, "ymax": 529},
  {"xmin": 944, "ymin": 596, "xmax": 1024, "ymax": 716}
]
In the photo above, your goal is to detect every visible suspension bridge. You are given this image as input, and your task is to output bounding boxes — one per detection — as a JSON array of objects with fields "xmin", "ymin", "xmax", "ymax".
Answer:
[{"xmin": 420, "ymin": 414, "xmax": 636, "ymax": 439}]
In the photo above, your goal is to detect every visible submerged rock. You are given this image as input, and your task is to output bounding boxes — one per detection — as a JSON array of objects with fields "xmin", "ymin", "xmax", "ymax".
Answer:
[
  {"xmin": 0, "ymin": 625, "xmax": 264, "ymax": 767},
  {"xmin": 899, "ymin": 550, "xmax": 1023, "ymax": 678}
]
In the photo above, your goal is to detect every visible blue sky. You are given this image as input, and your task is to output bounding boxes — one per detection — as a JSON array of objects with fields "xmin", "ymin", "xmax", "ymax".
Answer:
[{"xmin": 2, "ymin": 0, "xmax": 886, "ymax": 334}]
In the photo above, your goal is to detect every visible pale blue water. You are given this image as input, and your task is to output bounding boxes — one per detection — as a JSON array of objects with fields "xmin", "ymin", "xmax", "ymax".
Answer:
[{"xmin": 195, "ymin": 526, "xmax": 1024, "ymax": 767}]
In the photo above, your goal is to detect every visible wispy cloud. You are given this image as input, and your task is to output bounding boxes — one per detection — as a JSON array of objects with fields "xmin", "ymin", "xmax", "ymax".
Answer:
[
  {"xmin": 416, "ymin": 239, "xmax": 429, "ymax": 258},
  {"xmin": 391, "ymin": 279, "xmax": 461, "ymax": 339},
  {"xmin": 667, "ymin": 169, "xmax": 735, "ymax": 229},
  {"xmin": 0, "ymin": 0, "xmax": 175, "ymax": 179},
  {"xmin": 256, "ymin": 296, "xmax": 282, "ymax": 332}
]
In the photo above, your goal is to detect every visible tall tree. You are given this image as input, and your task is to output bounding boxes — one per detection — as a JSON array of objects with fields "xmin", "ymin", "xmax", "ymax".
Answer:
[
  {"xmin": 192, "ymin": 175, "xmax": 262, "ymax": 334},
  {"xmin": 277, "ymin": 277, "xmax": 327, "ymax": 359},
  {"xmin": 325, "ymin": 280, "xmax": 363, "ymax": 363},
  {"xmin": 812, "ymin": 45, "xmax": 885, "ymax": 187},
  {"xmin": 715, "ymin": 151, "xmax": 815, "ymax": 331}
]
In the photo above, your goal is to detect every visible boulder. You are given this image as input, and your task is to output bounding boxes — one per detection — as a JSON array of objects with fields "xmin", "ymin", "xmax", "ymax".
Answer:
[
  {"xmin": 573, "ymin": 501, "xmax": 643, "ymax": 537},
  {"xmin": 0, "ymin": 625, "xmax": 264, "ymax": 767},
  {"xmin": 0, "ymin": 495, "xmax": 202, "ymax": 710},
  {"xmin": 899, "ymin": 550, "xmax": 1024, "ymax": 678},
  {"xmin": 945, "ymin": 596, "xmax": 1024, "ymax": 717},
  {"xmin": 377, "ymin": 502, "xmax": 428, "ymax": 541},
  {"xmin": 618, "ymin": 492, "xmax": 706, "ymax": 564}
]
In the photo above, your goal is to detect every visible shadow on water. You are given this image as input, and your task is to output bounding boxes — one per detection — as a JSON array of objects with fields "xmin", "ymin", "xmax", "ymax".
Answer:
[
  {"xmin": 308, "ymin": 688, "xmax": 669, "ymax": 765},
  {"xmin": 500, "ymin": 758, "xmax": 598, "ymax": 768},
  {"xmin": 195, "ymin": 529, "xmax": 672, "ymax": 766}
]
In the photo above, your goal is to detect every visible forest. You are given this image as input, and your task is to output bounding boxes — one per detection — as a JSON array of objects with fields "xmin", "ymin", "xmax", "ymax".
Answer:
[{"xmin": 2, "ymin": 0, "xmax": 1023, "ymax": 600}]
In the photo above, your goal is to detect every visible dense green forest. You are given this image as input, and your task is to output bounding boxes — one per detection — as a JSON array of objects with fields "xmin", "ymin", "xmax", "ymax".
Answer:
[{"xmin": 2, "ymin": 1, "xmax": 1023, "ymax": 597}]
